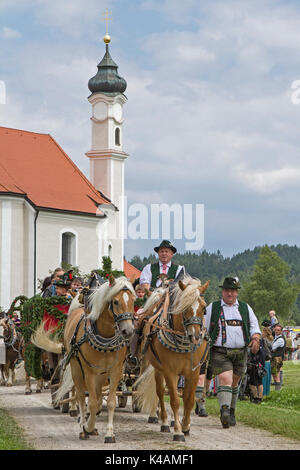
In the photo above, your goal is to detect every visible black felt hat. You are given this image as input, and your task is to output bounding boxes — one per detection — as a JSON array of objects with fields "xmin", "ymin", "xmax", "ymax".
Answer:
[
  {"xmin": 55, "ymin": 270, "xmax": 73, "ymax": 287},
  {"xmin": 154, "ymin": 240, "xmax": 177, "ymax": 254},
  {"xmin": 219, "ymin": 277, "xmax": 241, "ymax": 289}
]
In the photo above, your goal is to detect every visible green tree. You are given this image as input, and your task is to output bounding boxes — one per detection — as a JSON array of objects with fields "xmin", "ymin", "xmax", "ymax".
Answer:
[{"xmin": 240, "ymin": 245, "xmax": 300, "ymax": 323}]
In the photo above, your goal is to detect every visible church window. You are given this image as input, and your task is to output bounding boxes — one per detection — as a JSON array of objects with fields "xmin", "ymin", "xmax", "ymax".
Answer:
[
  {"xmin": 61, "ymin": 231, "xmax": 76, "ymax": 266},
  {"xmin": 115, "ymin": 127, "xmax": 120, "ymax": 146}
]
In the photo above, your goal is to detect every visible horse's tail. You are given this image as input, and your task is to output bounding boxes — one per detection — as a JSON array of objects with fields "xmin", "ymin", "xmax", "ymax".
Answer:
[
  {"xmin": 135, "ymin": 365, "xmax": 159, "ymax": 414},
  {"xmin": 53, "ymin": 364, "xmax": 74, "ymax": 407},
  {"xmin": 31, "ymin": 322, "xmax": 63, "ymax": 354}
]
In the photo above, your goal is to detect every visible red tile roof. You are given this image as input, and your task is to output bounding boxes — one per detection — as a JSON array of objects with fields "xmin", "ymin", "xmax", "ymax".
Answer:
[
  {"xmin": 0, "ymin": 127, "xmax": 109, "ymax": 214},
  {"xmin": 123, "ymin": 260, "xmax": 141, "ymax": 279}
]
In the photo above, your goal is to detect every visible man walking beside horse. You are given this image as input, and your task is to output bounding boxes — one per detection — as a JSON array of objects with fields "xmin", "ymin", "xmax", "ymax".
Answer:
[{"xmin": 205, "ymin": 277, "xmax": 261, "ymax": 428}]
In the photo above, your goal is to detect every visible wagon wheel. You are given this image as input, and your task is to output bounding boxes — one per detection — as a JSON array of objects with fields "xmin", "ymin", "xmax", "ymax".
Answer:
[{"xmin": 117, "ymin": 395, "xmax": 128, "ymax": 408}]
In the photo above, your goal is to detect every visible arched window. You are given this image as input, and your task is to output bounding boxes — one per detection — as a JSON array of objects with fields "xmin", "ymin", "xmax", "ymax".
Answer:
[
  {"xmin": 61, "ymin": 231, "xmax": 76, "ymax": 266},
  {"xmin": 115, "ymin": 127, "xmax": 120, "ymax": 146}
]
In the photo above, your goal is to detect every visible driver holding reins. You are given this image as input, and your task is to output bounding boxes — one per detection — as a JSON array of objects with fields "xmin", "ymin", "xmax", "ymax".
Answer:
[{"xmin": 139, "ymin": 240, "xmax": 185, "ymax": 290}]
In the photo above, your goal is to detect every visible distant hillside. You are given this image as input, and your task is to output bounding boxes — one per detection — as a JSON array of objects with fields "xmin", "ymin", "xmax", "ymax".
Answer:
[
  {"xmin": 129, "ymin": 244, "xmax": 300, "ymax": 320},
  {"xmin": 130, "ymin": 244, "xmax": 300, "ymax": 281}
]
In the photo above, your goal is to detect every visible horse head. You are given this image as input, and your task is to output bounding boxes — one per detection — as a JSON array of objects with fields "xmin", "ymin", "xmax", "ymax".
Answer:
[
  {"xmin": 172, "ymin": 277, "xmax": 210, "ymax": 344},
  {"xmin": 107, "ymin": 274, "xmax": 136, "ymax": 340},
  {"xmin": 88, "ymin": 275, "xmax": 136, "ymax": 340}
]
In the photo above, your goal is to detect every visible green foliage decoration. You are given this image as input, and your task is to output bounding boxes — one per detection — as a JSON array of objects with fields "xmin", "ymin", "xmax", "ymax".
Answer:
[
  {"xmin": 19, "ymin": 295, "xmax": 70, "ymax": 379},
  {"xmin": 94, "ymin": 256, "xmax": 125, "ymax": 279}
]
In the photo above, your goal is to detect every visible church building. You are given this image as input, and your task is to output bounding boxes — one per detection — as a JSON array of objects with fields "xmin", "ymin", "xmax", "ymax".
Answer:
[{"xmin": 0, "ymin": 34, "xmax": 132, "ymax": 310}]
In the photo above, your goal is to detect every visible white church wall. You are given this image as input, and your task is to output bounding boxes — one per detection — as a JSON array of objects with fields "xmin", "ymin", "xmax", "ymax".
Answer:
[
  {"xmin": 0, "ymin": 198, "xmax": 13, "ymax": 310},
  {"xmin": 10, "ymin": 199, "xmax": 25, "ymax": 304},
  {"xmin": 0, "ymin": 197, "xmax": 37, "ymax": 309},
  {"xmin": 36, "ymin": 211, "xmax": 103, "ymax": 281},
  {"xmin": 23, "ymin": 201, "xmax": 35, "ymax": 298}
]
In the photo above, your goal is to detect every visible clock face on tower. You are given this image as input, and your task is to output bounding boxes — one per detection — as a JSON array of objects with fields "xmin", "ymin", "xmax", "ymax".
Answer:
[
  {"xmin": 113, "ymin": 102, "xmax": 123, "ymax": 122},
  {"xmin": 93, "ymin": 101, "xmax": 107, "ymax": 121}
]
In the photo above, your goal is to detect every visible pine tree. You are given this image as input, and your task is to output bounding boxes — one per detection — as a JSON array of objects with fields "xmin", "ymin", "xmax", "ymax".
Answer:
[{"xmin": 240, "ymin": 245, "xmax": 300, "ymax": 322}]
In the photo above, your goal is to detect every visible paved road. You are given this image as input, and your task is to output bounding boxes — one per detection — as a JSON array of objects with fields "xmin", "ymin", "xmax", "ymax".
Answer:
[{"xmin": 0, "ymin": 380, "xmax": 300, "ymax": 451}]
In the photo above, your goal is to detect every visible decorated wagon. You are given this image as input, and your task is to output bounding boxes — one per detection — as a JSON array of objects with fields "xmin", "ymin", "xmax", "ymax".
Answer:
[{"xmin": 20, "ymin": 295, "xmax": 70, "ymax": 400}]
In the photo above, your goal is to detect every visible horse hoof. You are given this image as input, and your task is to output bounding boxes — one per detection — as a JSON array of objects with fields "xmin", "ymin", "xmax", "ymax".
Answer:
[
  {"xmin": 173, "ymin": 434, "xmax": 185, "ymax": 442},
  {"xmin": 170, "ymin": 420, "xmax": 175, "ymax": 427},
  {"xmin": 79, "ymin": 431, "xmax": 89, "ymax": 440},
  {"xmin": 70, "ymin": 410, "xmax": 78, "ymax": 418},
  {"xmin": 183, "ymin": 430, "xmax": 190, "ymax": 436},
  {"xmin": 160, "ymin": 425, "xmax": 170, "ymax": 433},
  {"xmin": 36, "ymin": 389, "xmax": 41, "ymax": 393},
  {"xmin": 104, "ymin": 436, "xmax": 116, "ymax": 443},
  {"xmin": 89, "ymin": 428, "xmax": 99, "ymax": 436},
  {"xmin": 148, "ymin": 416, "xmax": 158, "ymax": 424},
  {"xmin": 25, "ymin": 390, "xmax": 32, "ymax": 395}
]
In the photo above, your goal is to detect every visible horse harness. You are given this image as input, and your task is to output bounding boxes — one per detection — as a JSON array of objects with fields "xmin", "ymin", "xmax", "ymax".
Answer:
[
  {"xmin": 142, "ymin": 291, "xmax": 210, "ymax": 371},
  {"xmin": 62, "ymin": 288, "xmax": 134, "ymax": 377},
  {"xmin": 0, "ymin": 318, "xmax": 21, "ymax": 354}
]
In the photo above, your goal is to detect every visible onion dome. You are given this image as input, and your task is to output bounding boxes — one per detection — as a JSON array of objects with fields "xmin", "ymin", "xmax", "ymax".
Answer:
[{"xmin": 88, "ymin": 36, "xmax": 127, "ymax": 95}]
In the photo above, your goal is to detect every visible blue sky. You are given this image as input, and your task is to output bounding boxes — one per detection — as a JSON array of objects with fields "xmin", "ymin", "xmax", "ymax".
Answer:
[{"xmin": 1, "ymin": 0, "xmax": 300, "ymax": 260}]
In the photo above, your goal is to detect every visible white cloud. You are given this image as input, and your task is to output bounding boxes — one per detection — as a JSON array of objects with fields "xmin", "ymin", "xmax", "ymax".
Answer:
[
  {"xmin": 234, "ymin": 166, "xmax": 300, "ymax": 193},
  {"xmin": 3, "ymin": 0, "xmax": 300, "ymax": 256},
  {"xmin": 0, "ymin": 27, "xmax": 21, "ymax": 39}
]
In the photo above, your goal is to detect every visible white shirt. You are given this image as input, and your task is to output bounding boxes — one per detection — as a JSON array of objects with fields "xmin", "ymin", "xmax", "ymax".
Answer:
[
  {"xmin": 139, "ymin": 261, "xmax": 185, "ymax": 288},
  {"xmin": 272, "ymin": 335, "xmax": 285, "ymax": 351},
  {"xmin": 205, "ymin": 299, "xmax": 261, "ymax": 349}
]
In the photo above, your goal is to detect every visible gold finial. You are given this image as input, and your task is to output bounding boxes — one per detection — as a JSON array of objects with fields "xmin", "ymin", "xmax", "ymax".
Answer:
[{"xmin": 102, "ymin": 8, "xmax": 112, "ymax": 44}]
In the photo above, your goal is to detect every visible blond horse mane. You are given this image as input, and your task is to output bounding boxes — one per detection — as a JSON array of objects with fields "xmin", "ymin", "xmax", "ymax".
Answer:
[
  {"xmin": 170, "ymin": 275, "xmax": 203, "ymax": 316},
  {"xmin": 87, "ymin": 276, "xmax": 136, "ymax": 322},
  {"xmin": 141, "ymin": 287, "xmax": 166, "ymax": 313}
]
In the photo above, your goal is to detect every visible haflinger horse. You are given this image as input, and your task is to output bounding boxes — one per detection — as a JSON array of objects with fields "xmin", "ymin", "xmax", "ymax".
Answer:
[
  {"xmin": 32, "ymin": 274, "xmax": 136, "ymax": 443},
  {"xmin": 0, "ymin": 316, "xmax": 23, "ymax": 387},
  {"xmin": 135, "ymin": 275, "xmax": 210, "ymax": 442}
]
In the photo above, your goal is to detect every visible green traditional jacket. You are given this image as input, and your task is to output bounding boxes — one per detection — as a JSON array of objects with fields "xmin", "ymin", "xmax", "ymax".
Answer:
[
  {"xmin": 150, "ymin": 263, "xmax": 178, "ymax": 288},
  {"xmin": 209, "ymin": 300, "xmax": 251, "ymax": 346}
]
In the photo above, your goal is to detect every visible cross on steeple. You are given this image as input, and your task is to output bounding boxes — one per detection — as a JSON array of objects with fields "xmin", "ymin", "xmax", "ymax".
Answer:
[{"xmin": 102, "ymin": 8, "xmax": 112, "ymax": 43}]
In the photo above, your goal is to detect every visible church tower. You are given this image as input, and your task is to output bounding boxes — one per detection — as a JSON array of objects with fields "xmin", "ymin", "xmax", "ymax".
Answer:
[{"xmin": 86, "ymin": 32, "xmax": 128, "ymax": 268}]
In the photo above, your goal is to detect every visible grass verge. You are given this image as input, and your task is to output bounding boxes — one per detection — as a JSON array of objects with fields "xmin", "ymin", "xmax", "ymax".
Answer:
[
  {"xmin": 0, "ymin": 407, "xmax": 33, "ymax": 450},
  {"xmin": 205, "ymin": 361, "xmax": 300, "ymax": 441}
]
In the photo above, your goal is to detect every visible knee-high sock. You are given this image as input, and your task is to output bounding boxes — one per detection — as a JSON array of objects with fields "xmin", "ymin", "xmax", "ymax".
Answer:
[
  {"xmin": 230, "ymin": 386, "xmax": 240, "ymax": 409},
  {"xmin": 217, "ymin": 385, "xmax": 232, "ymax": 409},
  {"xmin": 195, "ymin": 386, "xmax": 206, "ymax": 409}
]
